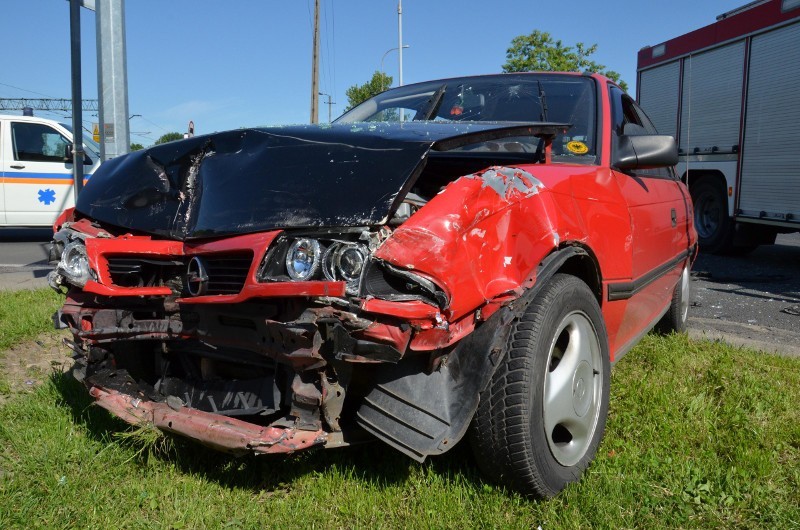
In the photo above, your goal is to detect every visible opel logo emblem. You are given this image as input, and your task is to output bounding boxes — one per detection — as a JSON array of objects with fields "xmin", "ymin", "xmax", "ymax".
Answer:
[{"xmin": 186, "ymin": 256, "xmax": 209, "ymax": 296}]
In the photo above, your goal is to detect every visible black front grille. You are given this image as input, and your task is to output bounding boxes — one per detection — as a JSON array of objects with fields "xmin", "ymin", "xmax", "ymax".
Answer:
[
  {"xmin": 106, "ymin": 252, "xmax": 253, "ymax": 295},
  {"xmin": 107, "ymin": 258, "xmax": 184, "ymax": 289},
  {"xmin": 202, "ymin": 254, "xmax": 253, "ymax": 295}
]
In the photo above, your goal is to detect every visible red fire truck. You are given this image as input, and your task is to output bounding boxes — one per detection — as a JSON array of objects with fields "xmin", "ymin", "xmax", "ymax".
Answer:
[{"xmin": 637, "ymin": 0, "xmax": 800, "ymax": 253}]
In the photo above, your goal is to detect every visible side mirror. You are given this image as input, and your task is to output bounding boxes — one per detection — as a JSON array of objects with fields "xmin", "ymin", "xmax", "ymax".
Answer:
[
  {"xmin": 64, "ymin": 144, "xmax": 93, "ymax": 165},
  {"xmin": 613, "ymin": 134, "xmax": 678, "ymax": 170}
]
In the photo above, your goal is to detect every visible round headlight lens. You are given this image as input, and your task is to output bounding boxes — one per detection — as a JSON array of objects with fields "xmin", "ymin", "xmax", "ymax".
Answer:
[
  {"xmin": 336, "ymin": 245, "xmax": 366, "ymax": 282},
  {"xmin": 322, "ymin": 242, "xmax": 367, "ymax": 294},
  {"xmin": 59, "ymin": 240, "xmax": 90, "ymax": 287},
  {"xmin": 285, "ymin": 238, "xmax": 321, "ymax": 280}
]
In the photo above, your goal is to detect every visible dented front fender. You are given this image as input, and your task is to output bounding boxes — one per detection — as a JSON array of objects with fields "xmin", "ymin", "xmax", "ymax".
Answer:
[{"xmin": 375, "ymin": 166, "xmax": 576, "ymax": 319}]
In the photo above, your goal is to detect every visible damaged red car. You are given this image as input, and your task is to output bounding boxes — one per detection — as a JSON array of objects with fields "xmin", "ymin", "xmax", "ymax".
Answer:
[{"xmin": 48, "ymin": 72, "xmax": 696, "ymax": 498}]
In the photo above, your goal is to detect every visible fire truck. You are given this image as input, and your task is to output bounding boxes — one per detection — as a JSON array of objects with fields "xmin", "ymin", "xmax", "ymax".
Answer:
[{"xmin": 637, "ymin": 0, "xmax": 800, "ymax": 253}]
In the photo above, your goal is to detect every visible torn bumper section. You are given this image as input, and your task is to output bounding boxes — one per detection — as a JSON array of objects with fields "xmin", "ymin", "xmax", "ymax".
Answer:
[
  {"xmin": 89, "ymin": 386, "xmax": 327, "ymax": 455},
  {"xmin": 58, "ymin": 282, "xmax": 452, "ymax": 456}
]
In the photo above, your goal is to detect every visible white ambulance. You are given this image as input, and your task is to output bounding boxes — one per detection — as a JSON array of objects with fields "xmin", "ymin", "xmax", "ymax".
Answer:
[{"xmin": 0, "ymin": 114, "xmax": 102, "ymax": 226}]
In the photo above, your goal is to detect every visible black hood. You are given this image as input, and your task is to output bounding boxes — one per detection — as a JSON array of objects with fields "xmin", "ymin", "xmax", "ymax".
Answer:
[{"xmin": 76, "ymin": 122, "xmax": 561, "ymax": 240}]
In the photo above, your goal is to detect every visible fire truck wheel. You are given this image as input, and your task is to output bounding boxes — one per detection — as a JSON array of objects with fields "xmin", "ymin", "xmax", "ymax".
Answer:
[{"xmin": 690, "ymin": 178, "xmax": 735, "ymax": 254}]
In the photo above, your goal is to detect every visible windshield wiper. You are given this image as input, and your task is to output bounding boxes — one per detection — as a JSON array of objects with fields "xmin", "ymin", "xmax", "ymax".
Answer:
[
  {"xmin": 417, "ymin": 84, "xmax": 446, "ymax": 121},
  {"xmin": 537, "ymin": 80, "xmax": 549, "ymax": 122}
]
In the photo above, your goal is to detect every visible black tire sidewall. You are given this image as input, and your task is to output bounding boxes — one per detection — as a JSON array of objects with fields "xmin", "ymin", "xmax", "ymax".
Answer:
[
  {"xmin": 690, "ymin": 178, "xmax": 733, "ymax": 253},
  {"xmin": 520, "ymin": 275, "xmax": 611, "ymax": 494},
  {"xmin": 658, "ymin": 265, "xmax": 689, "ymax": 334}
]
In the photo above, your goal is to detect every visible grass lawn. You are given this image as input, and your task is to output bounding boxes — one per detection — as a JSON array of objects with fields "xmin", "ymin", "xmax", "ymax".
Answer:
[
  {"xmin": 1, "ymin": 289, "xmax": 798, "ymax": 528},
  {"xmin": 0, "ymin": 288, "xmax": 63, "ymax": 394}
]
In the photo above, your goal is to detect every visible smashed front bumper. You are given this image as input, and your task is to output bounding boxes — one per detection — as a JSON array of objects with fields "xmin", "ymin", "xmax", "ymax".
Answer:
[{"xmin": 88, "ymin": 386, "xmax": 327, "ymax": 455}]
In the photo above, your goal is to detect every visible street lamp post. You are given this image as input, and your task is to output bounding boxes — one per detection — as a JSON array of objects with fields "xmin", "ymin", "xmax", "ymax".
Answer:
[{"xmin": 380, "ymin": 45, "xmax": 410, "ymax": 91}]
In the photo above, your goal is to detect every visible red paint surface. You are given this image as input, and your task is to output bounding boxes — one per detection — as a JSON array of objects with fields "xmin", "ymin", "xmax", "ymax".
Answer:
[
  {"xmin": 177, "ymin": 281, "xmax": 346, "ymax": 304},
  {"xmin": 89, "ymin": 386, "xmax": 327, "ymax": 454}
]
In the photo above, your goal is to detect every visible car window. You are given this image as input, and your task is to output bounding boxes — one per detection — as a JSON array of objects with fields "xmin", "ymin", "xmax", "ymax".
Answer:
[
  {"xmin": 609, "ymin": 85, "xmax": 674, "ymax": 179},
  {"xmin": 337, "ymin": 74, "xmax": 598, "ymax": 164},
  {"xmin": 12, "ymin": 122, "xmax": 71, "ymax": 163},
  {"xmin": 61, "ymin": 122, "xmax": 101, "ymax": 160}
]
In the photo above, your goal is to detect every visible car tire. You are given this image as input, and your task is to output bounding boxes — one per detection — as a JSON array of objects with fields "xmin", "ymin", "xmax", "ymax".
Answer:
[
  {"xmin": 656, "ymin": 264, "xmax": 690, "ymax": 334},
  {"xmin": 690, "ymin": 178, "xmax": 735, "ymax": 254},
  {"xmin": 469, "ymin": 273, "xmax": 610, "ymax": 498}
]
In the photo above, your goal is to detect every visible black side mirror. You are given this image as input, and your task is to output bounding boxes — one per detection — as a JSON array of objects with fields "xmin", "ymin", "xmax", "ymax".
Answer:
[
  {"xmin": 613, "ymin": 134, "xmax": 678, "ymax": 170},
  {"xmin": 64, "ymin": 144, "xmax": 93, "ymax": 165}
]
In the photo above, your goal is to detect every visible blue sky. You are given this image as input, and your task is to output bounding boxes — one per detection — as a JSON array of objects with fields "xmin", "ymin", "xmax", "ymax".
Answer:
[{"xmin": 0, "ymin": 0, "xmax": 745, "ymax": 145}]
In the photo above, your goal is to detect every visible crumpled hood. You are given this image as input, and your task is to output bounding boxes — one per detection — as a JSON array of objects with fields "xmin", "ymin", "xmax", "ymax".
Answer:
[{"xmin": 76, "ymin": 122, "xmax": 554, "ymax": 240}]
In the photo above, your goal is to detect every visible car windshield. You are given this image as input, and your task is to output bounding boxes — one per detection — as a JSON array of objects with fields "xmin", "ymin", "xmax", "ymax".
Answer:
[{"xmin": 336, "ymin": 73, "xmax": 597, "ymax": 163}]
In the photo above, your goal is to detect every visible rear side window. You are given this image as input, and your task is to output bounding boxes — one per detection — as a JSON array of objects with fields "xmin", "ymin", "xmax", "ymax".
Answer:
[{"xmin": 11, "ymin": 122, "xmax": 70, "ymax": 163}]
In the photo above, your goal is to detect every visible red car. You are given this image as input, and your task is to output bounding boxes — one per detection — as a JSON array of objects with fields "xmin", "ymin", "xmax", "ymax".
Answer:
[{"xmin": 48, "ymin": 72, "xmax": 696, "ymax": 497}]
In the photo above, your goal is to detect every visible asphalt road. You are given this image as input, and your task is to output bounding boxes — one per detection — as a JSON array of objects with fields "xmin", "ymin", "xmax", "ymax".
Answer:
[
  {"xmin": 688, "ymin": 232, "xmax": 800, "ymax": 356},
  {"xmin": 0, "ymin": 228, "xmax": 53, "ymax": 290},
  {"xmin": 2, "ymin": 227, "xmax": 799, "ymax": 356}
]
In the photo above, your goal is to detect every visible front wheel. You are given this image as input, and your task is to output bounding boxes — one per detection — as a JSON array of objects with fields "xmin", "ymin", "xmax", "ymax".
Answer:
[{"xmin": 469, "ymin": 274, "xmax": 610, "ymax": 498}]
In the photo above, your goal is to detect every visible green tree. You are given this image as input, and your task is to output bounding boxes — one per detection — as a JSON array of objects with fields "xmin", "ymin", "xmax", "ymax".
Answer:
[
  {"xmin": 154, "ymin": 132, "xmax": 184, "ymax": 145},
  {"xmin": 130, "ymin": 142, "xmax": 144, "ymax": 151},
  {"xmin": 345, "ymin": 71, "xmax": 393, "ymax": 110},
  {"xmin": 503, "ymin": 30, "xmax": 627, "ymax": 92}
]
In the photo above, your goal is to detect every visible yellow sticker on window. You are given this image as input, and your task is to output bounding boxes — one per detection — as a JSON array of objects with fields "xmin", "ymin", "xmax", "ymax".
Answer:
[{"xmin": 566, "ymin": 141, "xmax": 589, "ymax": 154}]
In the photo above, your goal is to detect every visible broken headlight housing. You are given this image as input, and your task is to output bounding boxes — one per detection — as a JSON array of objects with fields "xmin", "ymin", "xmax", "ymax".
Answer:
[
  {"xmin": 260, "ymin": 235, "xmax": 370, "ymax": 295},
  {"xmin": 55, "ymin": 239, "xmax": 92, "ymax": 288}
]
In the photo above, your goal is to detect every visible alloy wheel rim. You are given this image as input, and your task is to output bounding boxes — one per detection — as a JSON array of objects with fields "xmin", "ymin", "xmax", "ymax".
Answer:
[{"xmin": 679, "ymin": 265, "xmax": 690, "ymax": 324}]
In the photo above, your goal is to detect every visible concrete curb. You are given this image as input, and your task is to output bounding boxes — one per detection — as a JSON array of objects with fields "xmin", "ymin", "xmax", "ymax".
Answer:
[{"xmin": 688, "ymin": 316, "xmax": 800, "ymax": 358}]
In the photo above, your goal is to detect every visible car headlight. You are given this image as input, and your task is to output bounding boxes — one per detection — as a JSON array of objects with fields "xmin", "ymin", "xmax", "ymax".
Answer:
[
  {"xmin": 285, "ymin": 238, "xmax": 322, "ymax": 280},
  {"xmin": 323, "ymin": 242, "xmax": 367, "ymax": 294},
  {"xmin": 260, "ymin": 235, "xmax": 370, "ymax": 295},
  {"xmin": 58, "ymin": 240, "xmax": 91, "ymax": 287}
]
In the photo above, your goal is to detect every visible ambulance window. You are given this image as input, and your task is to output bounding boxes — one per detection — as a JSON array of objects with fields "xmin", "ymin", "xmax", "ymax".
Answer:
[{"xmin": 11, "ymin": 122, "xmax": 71, "ymax": 163}]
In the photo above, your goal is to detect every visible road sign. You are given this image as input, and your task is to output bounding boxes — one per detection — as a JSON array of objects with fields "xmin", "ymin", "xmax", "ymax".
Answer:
[{"xmin": 92, "ymin": 123, "xmax": 100, "ymax": 143}]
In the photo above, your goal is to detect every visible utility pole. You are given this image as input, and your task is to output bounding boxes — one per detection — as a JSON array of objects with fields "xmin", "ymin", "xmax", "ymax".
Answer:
[
  {"xmin": 319, "ymin": 92, "xmax": 335, "ymax": 123},
  {"xmin": 69, "ymin": 0, "xmax": 85, "ymax": 199},
  {"xmin": 310, "ymin": 0, "xmax": 320, "ymax": 124},
  {"xmin": 96, "ymin": 0, "xmax": 131, "ymax": 161}
]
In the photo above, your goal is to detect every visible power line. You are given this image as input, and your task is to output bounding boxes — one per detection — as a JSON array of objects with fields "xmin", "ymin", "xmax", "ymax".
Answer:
[
  {"xmin": 330, "ymin": 0, "xmax": 337, "ymax": 103},
  {"xmin": 0, "ymin": 81, "xmax": 57, "ymax": 98},
  {"xmin": 323, "ymin": 0, "xmax": 331, "ymax": 92},
  {"xmin": 136, "ymin": 115, "xmax": 169, "ymax": 133}
]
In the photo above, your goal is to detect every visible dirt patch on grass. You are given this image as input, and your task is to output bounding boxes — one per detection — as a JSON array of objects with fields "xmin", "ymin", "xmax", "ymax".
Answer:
[{"xmin": 0, "ymin": 330, "xmax": 72, "ymax": 405}]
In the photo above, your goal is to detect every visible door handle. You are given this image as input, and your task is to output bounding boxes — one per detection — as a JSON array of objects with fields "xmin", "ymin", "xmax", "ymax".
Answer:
[
  {"xmin": 671, "ymin": 208, "xmax": 677, "ymax": 227},
  {"xmin": 10, "ymin": 164, "xmax": 25, "ymax": 169}
]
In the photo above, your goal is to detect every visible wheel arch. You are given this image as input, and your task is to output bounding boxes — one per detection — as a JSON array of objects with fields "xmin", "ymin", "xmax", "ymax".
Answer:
[
  {"xmin": 551, "ymin": 243, "xmax": 603, "ymax": 305},
  {"xmin": 682, "ymin": 168, "xmax": 726, "ymax": 187},
  {"xmin": 682, "ymin": 168, "xmax": 733, "ymax": 217}
]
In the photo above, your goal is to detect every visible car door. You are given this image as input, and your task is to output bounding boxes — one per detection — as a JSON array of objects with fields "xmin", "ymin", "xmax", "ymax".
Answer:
[
  {"xmin": 0, "ymin": 119, "xmax": 7, "ymax": 225},
  {"xmin": 608, "ymin": 86, "xmax": 690, "ymax": 343},
  {"xmin": 4, "ymin": 120, "xmax": 77, "ymax": 226}
]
